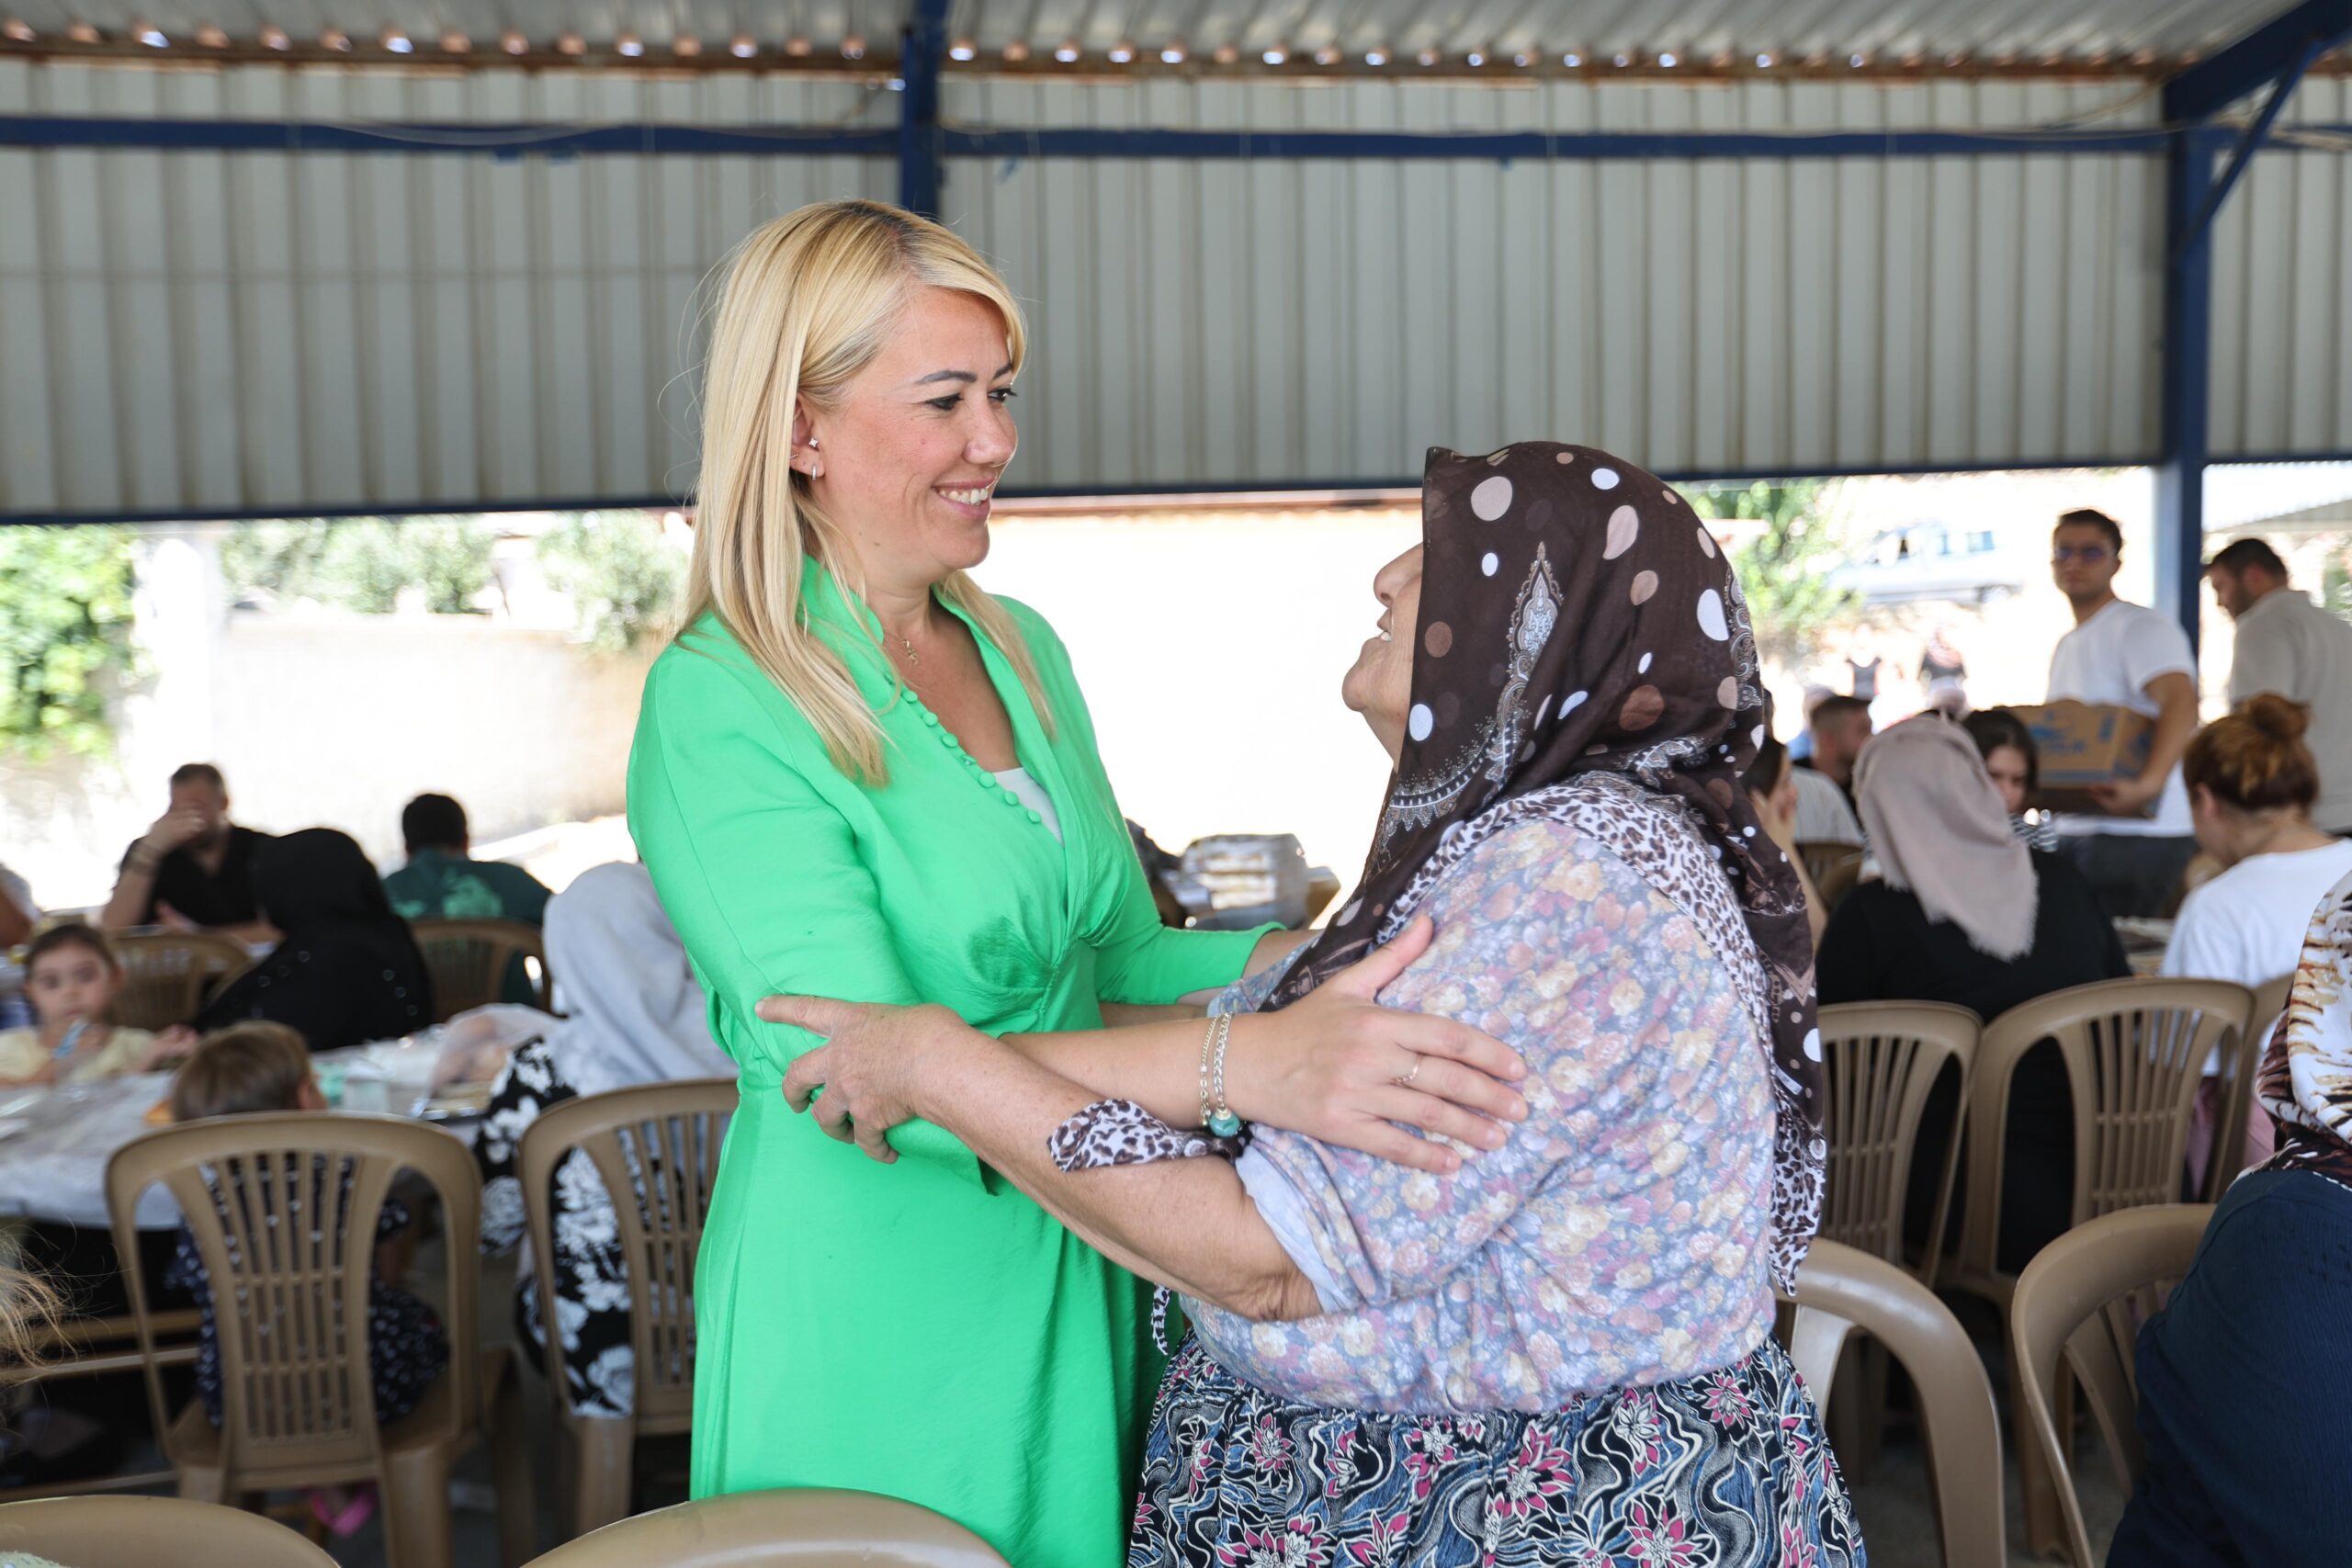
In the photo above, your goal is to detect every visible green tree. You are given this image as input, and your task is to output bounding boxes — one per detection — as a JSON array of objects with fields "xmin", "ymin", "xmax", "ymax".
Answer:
[
  {"xmin": 0, "ymin": 525, "xmax": 139, "ymax": 760},
  {"xmin": 222, "ymin": 516, "xmax": 493, "ymax": 614},
  {"xmin": 536, "ymin": 512, "xmax": 685, "ymax": 653},
  {"xmin": 1690, "ymin": 479, "xmax": 1860, "ymax": 669}
]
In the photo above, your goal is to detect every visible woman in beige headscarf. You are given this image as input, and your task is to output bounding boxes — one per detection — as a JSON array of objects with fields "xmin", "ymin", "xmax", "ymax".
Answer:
[{"xmin": 1816, "ymin": 715, "xmax": 2130, "ymax": 1268}]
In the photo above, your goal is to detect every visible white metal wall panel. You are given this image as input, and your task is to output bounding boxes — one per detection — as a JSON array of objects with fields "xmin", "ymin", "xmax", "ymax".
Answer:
[
  {"xmin": 2211, "ymin": 74, "xmax": 2352, "ymax": 460},
  {"xmin": 944, "ymin": 76, "xmax": 2165, "ymax": 489},
  {"xmin": 0, "ymin": 62, "xmax": 893, "ymax": 515}
]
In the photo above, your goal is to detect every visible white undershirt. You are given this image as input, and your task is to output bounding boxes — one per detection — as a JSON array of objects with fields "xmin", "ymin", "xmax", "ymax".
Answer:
[{"xmin": 993, "ymin": 767, "xmax": 1062, "ymax": 842}]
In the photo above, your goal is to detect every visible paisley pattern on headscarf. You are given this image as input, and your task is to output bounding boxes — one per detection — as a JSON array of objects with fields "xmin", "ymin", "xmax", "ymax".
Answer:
[
  {"xmin": 2256, "ymin": 867, "xmax": 2352, "ymax": 1192},
  {"xmin": 1264, "ymin": 443, "xmax": 1825, "ymax": 1291}
]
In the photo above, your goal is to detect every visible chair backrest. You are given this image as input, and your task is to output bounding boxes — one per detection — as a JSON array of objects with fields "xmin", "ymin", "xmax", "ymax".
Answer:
[
  {"xmin": 1815, "ymin": 1001, "xmax": 1981, "ymax": 1280},
  {"xmin": 107, "ymin": 1111, "xmax": 482, "ymax": 1487},
  {"xmin": 1796, "ymin": 840, "xmax": 1861, "ymax": 886},
  {"xmin": 412, "ymin": 918, "xmax": 549, "ymax": 1021},
  {"xmin": 1780, "ymin": 1240, "xmax": 2005, "ymax": 1568},
  {"xmin": 517, "ymin": 1077, "xmax": 738, "ymax": 1428},
  {"xmin": 2010, "ymin": 1204, "xmax": 2211, "ymax": 1568},
  {"xmin": 111, "ymin": 931, "xmax": 252, "ymax": 1030},
  {"xmin": 1954, "ymin": 977, "xmax": 2251, "ymax": 1289},
  {"xmin": 524, "ymin": 1486, "xmax": 1010, "ymax": 1567},
  {"xmin": 0, "ymin": 1494, "xmax": 338, "ymax": 1568},
  {"xmin": 2203, "ymin": 985, "xmax": 2279, "ymax": 1202}
]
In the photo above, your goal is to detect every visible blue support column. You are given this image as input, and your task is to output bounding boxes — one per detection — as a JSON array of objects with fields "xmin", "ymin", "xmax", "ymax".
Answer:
[
  {"xmin": 899, "ymin": 0, "xmax": 949, "ymax": 216},
  {"xmin": 2155, "ymin": 133, "xmax": 2217, "ymax": 652}
]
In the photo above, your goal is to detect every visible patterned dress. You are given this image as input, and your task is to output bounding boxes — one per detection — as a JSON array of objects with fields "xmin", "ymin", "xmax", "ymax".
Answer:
[{"xmin": 1104, "ymin": 797, "xmax": 1861, "ymax": 1566}]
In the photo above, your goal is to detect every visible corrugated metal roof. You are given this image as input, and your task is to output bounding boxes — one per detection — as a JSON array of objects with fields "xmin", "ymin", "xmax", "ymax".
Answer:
[{"xmin": 0, "ymin": 0, "xmax": 2300, "ymax": 70}]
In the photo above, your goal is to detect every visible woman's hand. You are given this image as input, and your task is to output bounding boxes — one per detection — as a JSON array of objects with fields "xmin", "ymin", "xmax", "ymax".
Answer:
[
  {"xmin": 1226, "ymin": 915, "xmax": 1529, "ymax": 1176},
  {"xmin": 755, "ymin": 997, "xmax": 986, "ymax": 1163}
]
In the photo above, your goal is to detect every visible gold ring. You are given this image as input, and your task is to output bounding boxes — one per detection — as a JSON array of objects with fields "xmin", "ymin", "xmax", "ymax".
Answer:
[{"xmin": 1394, "ymin": 1058, "xmax": 1422, "ymax": 1089}]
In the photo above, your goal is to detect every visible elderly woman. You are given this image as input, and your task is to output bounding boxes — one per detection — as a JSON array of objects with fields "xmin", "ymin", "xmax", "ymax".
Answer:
[
  {"xmin": 766, "ymin": 445, "xmax": 1859, "ymax": 1563},
  {"xmin": 628, "ymin": 203, "xmax": 1523, "ymax": 1568},
  {"xmin": 2111, "ymin": 868, "xmax": 2352, "ymax": 1565}
]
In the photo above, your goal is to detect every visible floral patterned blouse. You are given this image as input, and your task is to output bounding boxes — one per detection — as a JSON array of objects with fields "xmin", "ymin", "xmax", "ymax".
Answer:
[{"xmin": 1187, "ymin": 818, "xmax": 1777, "ymax": 1415}]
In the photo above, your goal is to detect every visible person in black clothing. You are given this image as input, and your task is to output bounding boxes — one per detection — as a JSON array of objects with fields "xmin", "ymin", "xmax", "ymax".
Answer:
[
  {"xmin": 194, "ymin": 829, "xmax": 434, "ymax": 1051},
  {"xmin": 100, "ymin": 762, "xmax": 273, "ymax": 938},
  {"xmin": 1817, "ymin": 716, "xmax": 2130, "ymax": 1271}
]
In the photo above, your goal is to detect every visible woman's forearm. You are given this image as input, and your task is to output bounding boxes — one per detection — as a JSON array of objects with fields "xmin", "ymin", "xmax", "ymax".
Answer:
[
  {"xmin": 1001, "ymin": 1015, "xmax": 1221, "ymax": 1127},
  {"xmin": 917, "ymin": 1037, "xmax": 1317, "ymax": 1321}
]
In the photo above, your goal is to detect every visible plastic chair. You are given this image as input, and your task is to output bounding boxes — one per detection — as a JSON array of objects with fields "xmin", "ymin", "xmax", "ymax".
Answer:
[
  {"xmin": 524, "ymin": 1486, "xmax": 1010, "ymax": 1567},
  {"xmin": 1940, "ymin": 976, "xmax": 2249, "ymax": 1556},
  {"xmin": 107, "ymin": 1111, "xmax": 536, "ymax": 1568},
  {"xmin": 412, "ymin": 919, "xmax": 550, "ymax": 1021},
  {"xmin": 518, "ymin": 1077, "xmax": 737, "ymax": 1540},
  {"xmin": 2202, "ymin": 979, "xmax": 2282, "ymax": 1203},
  {"xmin": 111, "ymin": 931, "xmax": 252, "ymax": 1030},
  {"xmin": 2010, "ymin": 1204, "xmax": 2211, "ymax": 1568},
  {"xmin": 1799, "ymin": 841, "xmax": 1866, "ymax": 912},
  {"xmin": 0, "ymin": 1300, "xmax": 208, "ymax": 1500},
  {"xmin": 1815, "ymin": 1001, "xmax": 1981, "ymax": 1283},
  {"xmin": 0, "ymin": 1493, "xmax": 339, "ymax": 1566},
  {"xmin": 1778, "ymin": 1240, "xmax": 2005, "ymax": 1568}
]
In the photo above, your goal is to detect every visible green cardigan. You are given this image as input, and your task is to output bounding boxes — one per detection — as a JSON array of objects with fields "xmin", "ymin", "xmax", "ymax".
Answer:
[{"xmin": 627, "ymin": 559, "xmax": 1267, "ymax": 1568}]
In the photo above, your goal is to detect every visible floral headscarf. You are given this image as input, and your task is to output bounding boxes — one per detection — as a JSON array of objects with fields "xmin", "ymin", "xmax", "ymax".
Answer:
[{"xmin": 1263, "ymin": 443, "xmax": 1826, "ymax": 1290}]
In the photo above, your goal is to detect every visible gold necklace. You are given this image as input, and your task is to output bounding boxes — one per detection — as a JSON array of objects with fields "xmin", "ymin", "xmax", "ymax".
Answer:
[{"xmin": 898, "ymin": 634, "xmax": 920, "ymax": 667}]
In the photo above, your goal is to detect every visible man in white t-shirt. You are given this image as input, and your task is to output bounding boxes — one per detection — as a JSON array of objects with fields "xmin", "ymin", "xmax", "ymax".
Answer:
[
  {"xmin": 2045, "ymin": 509, "xmax": 2201, "ymax": 918},
  {"xmin": 2208, "ymin": 536, "xmax": 2352, "ymax": 835}
]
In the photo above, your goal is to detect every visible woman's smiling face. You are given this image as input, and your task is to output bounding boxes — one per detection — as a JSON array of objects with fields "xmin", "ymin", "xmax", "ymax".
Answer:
[{"xmin": 1341, "ymin": 545, "xmax": 1425, "ymax": 763}]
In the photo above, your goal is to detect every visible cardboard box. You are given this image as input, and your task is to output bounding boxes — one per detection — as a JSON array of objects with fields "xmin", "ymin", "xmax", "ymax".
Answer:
[{"xmin": 2010, "ymin": 700, "xmax": 2156, "ymax": 817}]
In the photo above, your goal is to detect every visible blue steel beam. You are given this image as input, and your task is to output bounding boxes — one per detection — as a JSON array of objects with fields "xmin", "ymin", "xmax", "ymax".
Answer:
[
  {"xmin": 2156, "ymin": 135, "xmax": 2219, "ymax": 651},
  {"xmin": 2175, "ymin": 36, "xmax": 2324, "ymax": 259},
  {"xmin": 2163, "ymin": 0, "xmax": 2352, "ymax": 122},
  {"xmin": 898, "ymin": 0, "xmax": 949, "ymax": 215}
]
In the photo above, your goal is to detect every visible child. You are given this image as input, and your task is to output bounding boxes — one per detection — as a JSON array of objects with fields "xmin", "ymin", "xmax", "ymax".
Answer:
[
  {"xmin": 0, "ymin": 924, "xmax": 181, "ymax": 1085},
  {"xmin": 164, "ymin": 1022, "xmax": 448, "ymax": 1534}
]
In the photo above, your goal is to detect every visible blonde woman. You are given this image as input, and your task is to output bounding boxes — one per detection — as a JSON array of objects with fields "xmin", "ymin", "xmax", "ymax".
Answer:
[{"xmin": 627, "ymin": 200, "xmax": 1524, "ymax": 1567}]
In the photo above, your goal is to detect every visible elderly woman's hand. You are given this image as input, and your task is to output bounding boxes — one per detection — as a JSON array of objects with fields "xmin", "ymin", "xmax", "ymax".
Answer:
[
  {"xmin": 758, "ymin": 997, "xmax": 985, "ymax": 1163},
  {"xmin": 1226, "ymin": 914, "xmax": 1530, "ymax": 1176}
]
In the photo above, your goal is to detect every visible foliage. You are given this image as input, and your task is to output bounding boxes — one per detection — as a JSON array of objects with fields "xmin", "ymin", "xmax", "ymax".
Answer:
[
  {"xmin": 536, "ymin": 512, "xmax": 686, "ymax": 653},
  {"xmin": 221, "ymin": 516, "xmax": 494, "ymax": 615},
  {"xmin": 0, "ymin": 525, "xmax": 139, "ymax": 761},
  {"xmin": 1690, "ymin": 479, "xmax": 1860, "ymax": 671},
  {"xmin": 2324, "ymin": 548, "xmax": 2352, "ymax": 621}
]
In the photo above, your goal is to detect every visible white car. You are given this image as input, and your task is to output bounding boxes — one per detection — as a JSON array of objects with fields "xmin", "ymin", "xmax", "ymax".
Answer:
[{"xmin": 1828, "ymin": 519, "xmax": 2027, "ymax": 606}]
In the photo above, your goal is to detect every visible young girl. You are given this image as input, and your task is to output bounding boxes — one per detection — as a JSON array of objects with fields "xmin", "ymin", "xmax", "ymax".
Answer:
[
  {"xmin": 0, "ymin": 924, "xmax": 181, "ymax": 1085},
  {"xmin": 164, "ymin": 1021, "xmax": 449, "ymax": 1534}
]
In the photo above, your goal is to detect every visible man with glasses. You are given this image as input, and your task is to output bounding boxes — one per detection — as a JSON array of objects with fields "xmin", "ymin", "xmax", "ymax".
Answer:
[{"xmin": 2045, "ymin": 508, "xmax": 2200, "ymax": 917}]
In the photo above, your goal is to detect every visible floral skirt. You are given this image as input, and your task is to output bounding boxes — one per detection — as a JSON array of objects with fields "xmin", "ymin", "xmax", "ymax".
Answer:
[{"xmin": 1129, "ymin": 1335, "xmax": 1863, "ymax": 1567}]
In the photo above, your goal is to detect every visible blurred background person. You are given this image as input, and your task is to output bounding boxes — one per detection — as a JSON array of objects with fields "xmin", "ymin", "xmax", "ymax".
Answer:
[
  {"xmin": 473, "ymin": 863, "xmax": 735, "ymax": 1423},
  {"xmin": 1792, "ymin": 695, "xmax": 1871, "ymax": 847},
  {"xmin": 99, "ymin": 763, "xmax": 274, "ymax": 942},
  {"xmin": 2044, "ymin": 508, "xmax": 2199, "ymax": 918},
  {"xmin": 2164, "ymin": 697, "xmax": 2352, "ymax": 1190},
  {"xmin": 0, "ymin": 923, "xmax": 182, "ymax": 1084},
  {"xmin": 1818, "ymin": 716, "xmax": 2130, "ymax": 1269},
  {"xmin": 2208, "ymin": 537, "xmax": 2352, "ymax": 836},
  {"xmin": 193, "ymin": 829, "xmax": 433, "ymax": 1050},
  {"xmin": 1962, "ymin": 706, "xmax": 2056, "ymax": 849},
  {"xmin": 383, "ymin": 792, "xmax": 553, "ymax": 1005}
]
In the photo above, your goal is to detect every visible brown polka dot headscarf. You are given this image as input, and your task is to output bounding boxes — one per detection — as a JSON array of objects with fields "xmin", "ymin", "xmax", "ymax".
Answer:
[{"xmin": 1263, "ymin": 441, "xmax": 1826, "ymax": 1287}]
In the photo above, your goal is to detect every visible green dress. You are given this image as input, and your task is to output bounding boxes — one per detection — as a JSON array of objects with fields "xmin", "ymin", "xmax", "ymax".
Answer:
[{"xmin": 627, "ymin": 560, "xmax": 1269, "ymax": 1568}]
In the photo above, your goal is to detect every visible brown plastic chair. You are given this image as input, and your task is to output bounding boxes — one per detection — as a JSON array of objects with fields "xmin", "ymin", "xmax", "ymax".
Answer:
[
  {"xmin": 0, "ymin": 1302, "xmax": 207, "ymax": 1499},
  {"xmin": 107, "ymin": 1111, "xmax": 537, "ymax": 1568},
  {"xmin": 0, "ymin": 1492, "xmax": 339, "ymax": 1567},
  {"xmin": 524, "ymin": 1486, "xmax": 1011, "ymax": 1567},
  {"xmin": 1815, "ymin": 1001, "xmax": 1981, "ymax": 1283},
  {"xmin": 111, "ymin": 931, "xmax": 253, "ymax": 1029},
  {"xmin": 1778, "ymin": 1240, "xmax": 2005, "ymax": 1568},
  {"xmin": 2202, "ymin": 977, "xmax": 2282, "ymax": 1203},
  {"xmin": 1798, "ymin": 841, "xmax": 1866, "ymax": 912},
  {"xmin": 2010, "ymin": 1204, "xmax": 2211, "ymax": 1568},
  {"xmin": 412, "ymin": 919, "xmax": 551, "ymax": 1021},
  {"xmin": 1941, "ymin": 976, "xmax": 2249, "ymax": 1556},
  {"xmin": 518, "ymin": 1077, "xmax": 738, "ymax": 1540}
]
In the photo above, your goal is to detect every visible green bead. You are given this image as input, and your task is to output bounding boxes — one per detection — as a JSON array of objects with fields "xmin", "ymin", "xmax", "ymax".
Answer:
[{"xmin": 1208, "ymin": 1110, "xmax": 1242, "ymax": 1137}]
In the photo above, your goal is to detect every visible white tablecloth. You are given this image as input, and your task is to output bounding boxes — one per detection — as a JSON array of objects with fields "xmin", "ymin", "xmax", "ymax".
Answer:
[{"xmin": 0, "ymin": 1043, "xmax": 483, "ymax": 1232}]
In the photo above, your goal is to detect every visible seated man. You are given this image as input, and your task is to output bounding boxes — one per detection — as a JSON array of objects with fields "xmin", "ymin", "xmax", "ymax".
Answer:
[
  {"xmin": 384, "ymin": 794, "xmax": 552, "ymax": 1004},
  {"xmin": 1792, "ymin": 694, "xmax": 1871, "ymax": 847},
  {"xmin": 101, "ymin": 763, "xmax": 273, "ymax": 941}
]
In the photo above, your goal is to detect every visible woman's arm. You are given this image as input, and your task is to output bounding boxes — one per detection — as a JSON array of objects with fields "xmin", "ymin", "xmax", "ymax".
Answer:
[
  {"xmin": 771, "ymin": 994, "xmax": 1320, "ymax": 1322},
  {"xmin": 774, "ymin": 916, "xmax": 1532, "ymax": 1175}
]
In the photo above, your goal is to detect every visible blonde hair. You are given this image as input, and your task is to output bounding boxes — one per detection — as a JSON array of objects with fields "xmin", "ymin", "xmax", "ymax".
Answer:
[{"xmin": 684, "ymin": 199, "xmax": 1053, "ymax": 785}]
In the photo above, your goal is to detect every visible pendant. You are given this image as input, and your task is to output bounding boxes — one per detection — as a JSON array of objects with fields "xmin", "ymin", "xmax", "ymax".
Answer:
[{"xmin": 1208, "ymin": 1109, "xmax": 1242, "ymax": 1137}]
